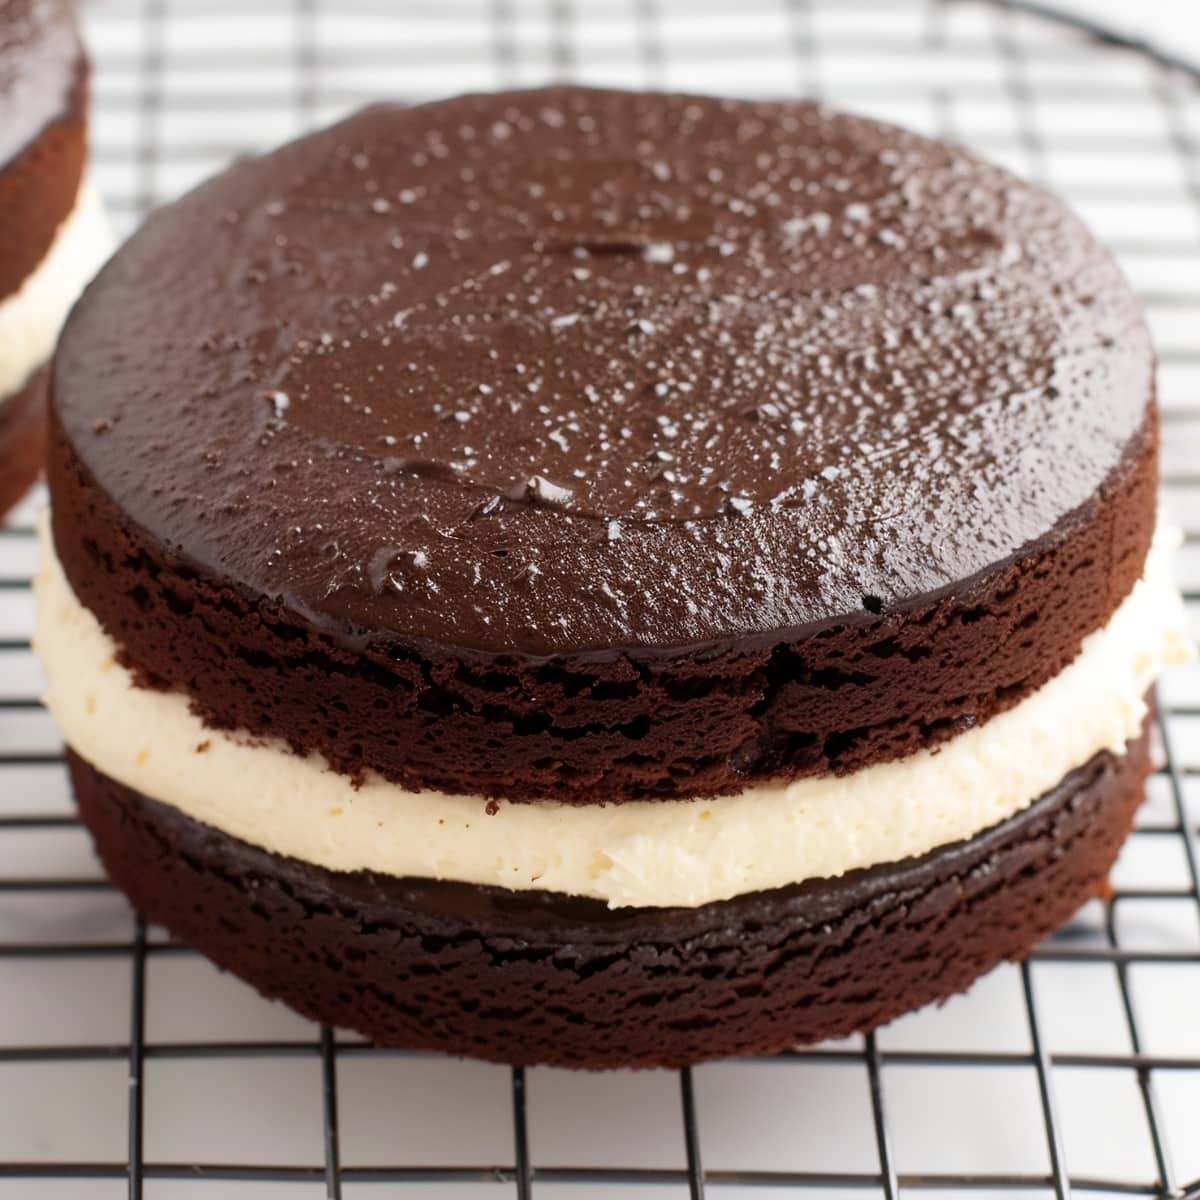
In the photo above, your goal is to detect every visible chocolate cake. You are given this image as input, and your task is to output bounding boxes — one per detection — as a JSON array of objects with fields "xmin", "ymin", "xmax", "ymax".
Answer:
[
  {"xmin": 36, "ymin": 87, "xmax": 1188, "ymax": 1067},
  {"xmin": 0, "ymin": 0, "xmax": 110, "ymax": 518}
]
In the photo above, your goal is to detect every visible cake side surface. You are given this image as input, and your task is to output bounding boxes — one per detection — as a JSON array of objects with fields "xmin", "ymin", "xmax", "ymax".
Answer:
[
  {"xmin": 68, "ymin": 718, "xmax": 1151, "ymax": 1068},
  {"xmin": 0, "ymin": 365, "xmax": 45, "ymax": 516},
  {"xmin": 48, "ymin": 409, "xmax": 1157, "ymax": 801},
  {"xmin": 36, "ymin": 516, "xmax": 1185, "ymax": 907}
]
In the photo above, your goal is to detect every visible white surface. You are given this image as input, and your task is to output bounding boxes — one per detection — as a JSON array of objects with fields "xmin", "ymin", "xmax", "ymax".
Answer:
[
  {"xmin": 1046, "ymin": 0, "xmax": 1200, "ymax": 64},
  {"xmin": 35, "ymin": 519, "xmax": 1190, "ymax": 907},
  {"xmin": 0, "ymin": 0, "xmax": 1199, "ymax": 1194}
]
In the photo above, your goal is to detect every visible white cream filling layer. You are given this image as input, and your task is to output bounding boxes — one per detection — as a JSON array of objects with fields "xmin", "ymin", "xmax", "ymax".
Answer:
[
  {"xmin": 0, "ymin": 183, "xmax": 112, "ymax": 402},
  {"xmin": 35, "ymin": 519, "xmax": 1190, "ymax": 909}
]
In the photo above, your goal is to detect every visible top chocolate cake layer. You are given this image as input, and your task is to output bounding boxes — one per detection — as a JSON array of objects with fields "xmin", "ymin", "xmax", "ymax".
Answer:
[
  {"xmin": 54, "ymin": 87, "xmax": 1152, "ymax": 657},
  {"xmin": 49, "ymin": 89, "xmax": 1156, "ymax": 802},
  {"xmin": 0, "ymin": 0, "xmax": 79, "ymax": 166}
]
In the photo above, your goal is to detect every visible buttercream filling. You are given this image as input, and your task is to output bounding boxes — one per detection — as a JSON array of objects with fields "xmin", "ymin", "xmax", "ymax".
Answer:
[
  {"xmin": 0, "ymin": 182, "xmax": 112, "ymax": 403},
  {"xmin": 35, "ymin": 519, "xmax": 1190, "ymax": 908}
]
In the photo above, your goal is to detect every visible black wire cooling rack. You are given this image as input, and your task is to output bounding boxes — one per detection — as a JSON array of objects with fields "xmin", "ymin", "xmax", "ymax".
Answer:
[{"xmin": 1, "ymin": 1, "xmax": 1200, "ymax": 1197}]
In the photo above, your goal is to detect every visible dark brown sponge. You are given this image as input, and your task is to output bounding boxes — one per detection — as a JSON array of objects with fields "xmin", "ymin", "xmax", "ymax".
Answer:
[
  {"xmin": 69, "ymin": 713, "xmax": 1150, "ymax": 1069},
  {"xmin": 0, "ymin": 365, "xmax": 46, "ymax": 519}
]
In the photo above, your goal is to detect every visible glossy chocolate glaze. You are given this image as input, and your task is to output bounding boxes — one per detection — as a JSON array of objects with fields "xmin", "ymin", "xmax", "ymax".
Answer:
[
  {"xmin": 53, "ymin": 87, "xmax": 1152, "ymax": 657},
  {"xmin": 0, "ymin": 0, "xmax": 80, "ymax": 166}
]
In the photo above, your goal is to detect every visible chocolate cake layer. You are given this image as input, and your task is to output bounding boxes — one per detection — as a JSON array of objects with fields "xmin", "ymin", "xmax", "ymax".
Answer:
[
  {"xmin": 50, "ymin": 88, "xmax": 1157, "ymax": 802},
  {"xmin": 0, "ymin": 1, "xmax": 86, "ymax": 301},
  {"xmin": 0, "ymin": 365, "xmax": 46, "ymax": 517},
  {"xmin": 51, "ymin": 418, "xmax": 1155, "ymax": 800},
  {"xmin": 70, "ymin": 716, "xmax": 1151, "ymax": 1068}
]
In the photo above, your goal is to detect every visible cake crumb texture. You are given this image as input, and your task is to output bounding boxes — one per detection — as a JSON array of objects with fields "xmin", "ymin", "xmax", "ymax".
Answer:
[{"xmin": 71, "ymin": 716, "xmax": 1150, "ymax": 1068}]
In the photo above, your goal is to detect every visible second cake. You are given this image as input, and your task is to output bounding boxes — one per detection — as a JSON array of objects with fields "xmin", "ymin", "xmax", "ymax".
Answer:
[{"xmin": 0, "ymin": 0, "xmax": 110, "ymax": 517}]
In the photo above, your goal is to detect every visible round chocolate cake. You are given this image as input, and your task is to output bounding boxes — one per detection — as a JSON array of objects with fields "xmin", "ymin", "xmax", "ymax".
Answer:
[
  {"xmin": 37, "ymin": 87, "xmax": 1187, "ymax": 1067},
  {"xmin": 0, "ymin": 0, "xmax": 109, "ymax": 518}
]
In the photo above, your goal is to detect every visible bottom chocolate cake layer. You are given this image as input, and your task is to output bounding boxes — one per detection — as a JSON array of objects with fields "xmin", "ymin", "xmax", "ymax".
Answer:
[
  {"xmin": 70, "ymin": 721, "xmax": 1150, "ymax": 1068},
  {"xmin": 0, "ymin": 367, "xmax": 47, "ymax": 519}
]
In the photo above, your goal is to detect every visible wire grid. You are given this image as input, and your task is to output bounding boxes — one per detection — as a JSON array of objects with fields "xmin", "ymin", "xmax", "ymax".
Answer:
[{"xmin": 0, "ymin": 0, "xmax": 1199, "ymax": 1196}]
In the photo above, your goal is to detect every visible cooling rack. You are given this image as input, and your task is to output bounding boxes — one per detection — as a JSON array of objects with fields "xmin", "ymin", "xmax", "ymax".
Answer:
[{"xmin": 1, "ymin": 0, "xmax": 1199, "ymax": 1196}]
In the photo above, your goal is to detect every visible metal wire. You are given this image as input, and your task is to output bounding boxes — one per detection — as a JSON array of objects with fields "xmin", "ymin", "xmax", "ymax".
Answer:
[
  {"xmin": 319, "ymin": 1025, "xmax": 342, "ymax": 1200},
  {"xmin": 126, "ymin": 918, "xmax": 147, "ymax": 1197},
  {"xmin": 512, "ymin": 1065, "xmax": 533, "ymax": 1200},
  {"xmin": 1, "ymin": 0, "xmax": 1199, "ymax": 1195},
  {"xmin": 680, "ymin": 1066, "xmax": 707, "ymax": 1200},
  {"xmin": 865, "ymin": 1033, "xmax": 900, "ymax": 1200}
]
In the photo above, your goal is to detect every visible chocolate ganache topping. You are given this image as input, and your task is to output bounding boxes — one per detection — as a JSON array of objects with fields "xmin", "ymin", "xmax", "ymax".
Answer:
[{"xmin": 54, "ymin": 87, "xmax": 1151, "ymax": 656}]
